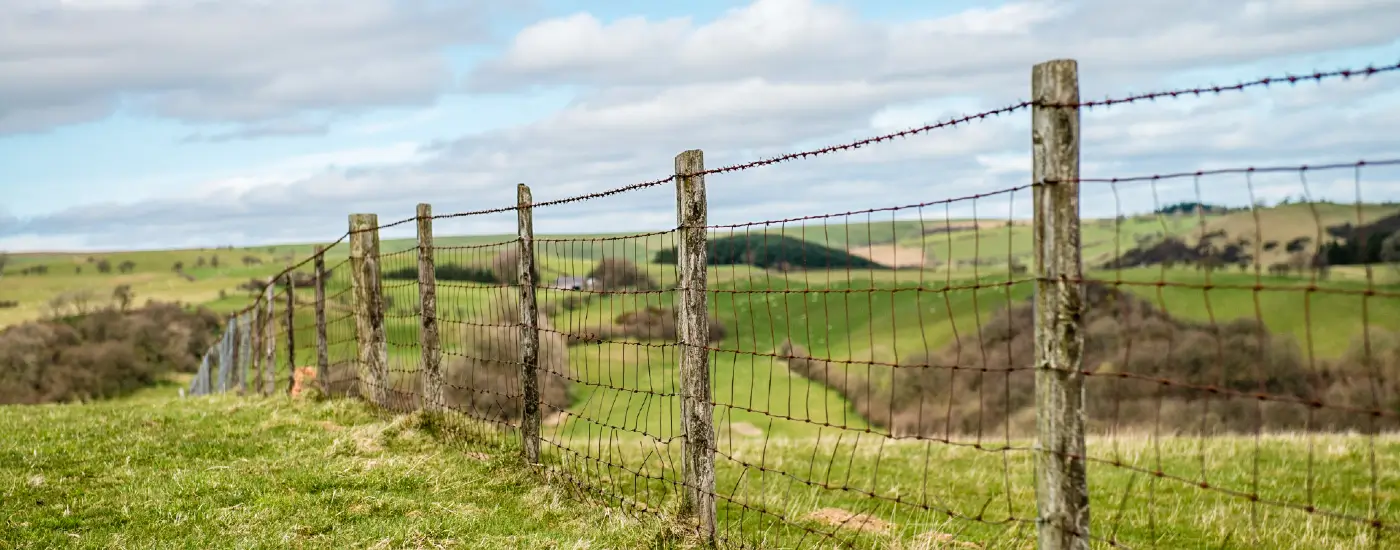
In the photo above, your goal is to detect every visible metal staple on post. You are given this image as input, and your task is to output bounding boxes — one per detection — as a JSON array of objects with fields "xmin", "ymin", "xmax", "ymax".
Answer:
[
  {"xmin": 418, "ymin": 203, "xmax": 443, "ymax": 414},
  {"xmin": 349, "ymin": 213, "xmax": 389, "ymax": 407},
  {"xmin": 674, "ymin": 149, "xmax": 716, "ymax": 542},
  {"xmin": 1031, "ymin": 58, "xmax": 1090, "ymax": 550},
  {"xmin": 517, "ymin": 184, "xmax": 542, "ymax": 464},
  {"xmin": 313, "ymin": 246, "xmax": 330, "ymax": 397}
]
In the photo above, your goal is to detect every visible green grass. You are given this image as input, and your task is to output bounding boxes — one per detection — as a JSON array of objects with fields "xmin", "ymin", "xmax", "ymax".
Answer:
[
  {"xmin": 9, "ymin": 206, "xmax": 1400, "ymax": 548},
  {"xmin": 0, "ymin": 385, "xmax": 685, "ymax": 549}
]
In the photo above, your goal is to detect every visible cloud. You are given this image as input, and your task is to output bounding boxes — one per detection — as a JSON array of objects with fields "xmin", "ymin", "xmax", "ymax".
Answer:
[
  {"xmin": 0, "ymin": 0, "xmax": 505, "ymax": 134},
  {"xmin": 181, "ymin": 118, "xmax": 331, "ymax": 143},
  {"xmin": 3, "ymin": 0, "xmax": 1400, "ymax": 252}
]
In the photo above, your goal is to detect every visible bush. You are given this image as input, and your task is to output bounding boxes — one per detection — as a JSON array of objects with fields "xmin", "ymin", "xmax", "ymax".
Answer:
[
  {"xmin": 776, "ymin": 281, "xmax": 1383, "ymax": 438},
  {"xmin": 383, "ymin": 263, "xmax": 499, "ymax": 284},
  {"xmin": 654, "ymin": 234, "xmax": 885, "ymax": 270},
  {"xmin": 0, "ymin": 301, "xmax": 222, "ymax": 404},
  {"xmin": 437, "ymin": 289, "xmax": 570, "ymax": 423},
  {"xmin": 0, "ymin": 300, "xmax": 17, "ymax": 309},
  {"xmin": 587, "ymin": 258, "xmax": 657, "ymax": 290}
]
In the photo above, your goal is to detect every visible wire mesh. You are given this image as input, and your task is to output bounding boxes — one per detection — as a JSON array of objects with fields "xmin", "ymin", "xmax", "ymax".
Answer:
[{"xmin": 181, "ymin": 57, "xmax": 1400, "ymax": 549}]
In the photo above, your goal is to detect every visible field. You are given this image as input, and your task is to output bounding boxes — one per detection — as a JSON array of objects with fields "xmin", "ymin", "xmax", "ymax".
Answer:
[
  {"xmin": 0, "ymin": 382, "xmax": 681, "ymax": 549},
  {"xmin": 4, "ymin": 204, "xmax": 1400, "ymax": 548}
]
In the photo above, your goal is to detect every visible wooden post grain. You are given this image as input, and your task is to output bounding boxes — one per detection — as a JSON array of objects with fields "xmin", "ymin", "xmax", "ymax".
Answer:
[
  {"xmin": 1032, "ymin": 58, "xmax": 1089, "ymax": 550},
  {"xmin": 285, "ymin": 274, "xmax": 297, "ymax": 394},
  {"xmin": 231, "ymin": 314, "xmax": 244, "ymax": 395},
  {"xmin": 314, "ymin": 246, "xmax": 330, "ymax": 396},
  {"xmin": 675, "ymin": 149, "xmax": 716, "ymax": 541},
  {"xmin": 350, "ymin": 214, "xmax": 389, "ymax": 407},
  {"xmin": 263, "ymin": 281, "xmax": 275, "ymax": 396},
  {"xmin": 249, "ymin": 307, "xmax": 261, "ymax": 394},
  {"xmin": 516, "ymin": 184, "xmax": 543, "ymax": 464},
  {"xmin": 417, "ymin": 204, "xmax": 443, "ymax": 413}
]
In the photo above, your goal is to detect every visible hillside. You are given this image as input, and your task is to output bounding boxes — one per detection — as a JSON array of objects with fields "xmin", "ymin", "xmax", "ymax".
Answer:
[{"xmin": 0, "ymin": 387, "xmax": 679, "ymax": 549}]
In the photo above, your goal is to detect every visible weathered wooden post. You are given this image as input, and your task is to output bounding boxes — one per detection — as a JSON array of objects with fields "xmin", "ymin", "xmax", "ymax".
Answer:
[
  {"xmin": 285, "ymin": 273, "xmax": 296, "ymax": 395},
  {"xmin": 350, "ymin": 214, "xmax": 389, "ymax": 406},
  {"xmin": 517, "ymin": 184, "xmax": 543, "ymax": 464},
  {"xmin": 675, "ymin": 149, "xmax": 715, "ymax": 542},
  {"xmin": 417, "ymin": 203, "xmax": 443, "ymax": 413},
  {"xmin": 262, "ymin": 281, "xmax": 275, "ymax": 396},
  {"xmin": 314, "ymin": 246, "xmax": 330, "ymax": 396},
  {"xmin": 230, "ymin": 314, "xmax": 244, "ymax": 395},
  {"xmin": 1032, "ymin": 58, "xmax": 1089, "ymax": 550}
]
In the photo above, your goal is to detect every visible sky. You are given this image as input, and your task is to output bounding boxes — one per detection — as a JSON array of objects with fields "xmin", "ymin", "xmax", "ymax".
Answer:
[{"xmin": 1, "ymin": 0, "xmax": 1398, "ymax": 252}]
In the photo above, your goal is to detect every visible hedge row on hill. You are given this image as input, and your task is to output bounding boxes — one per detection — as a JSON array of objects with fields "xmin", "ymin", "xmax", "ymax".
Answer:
[
  {"xmin": 653, "ymin": 234, "xmax": 885, "ymax": 270},
  {"xmin": 0, "ymin": 302, "xmax": 222, "ymax": 405}
]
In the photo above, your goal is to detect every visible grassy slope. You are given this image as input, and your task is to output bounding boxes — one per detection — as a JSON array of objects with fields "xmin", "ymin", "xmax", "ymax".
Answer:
[
  {"xmin": 8, "ymin": 205, "xmax": 1400, "ymax": 548},
  {"xmin": 0, "ymin": 383, "xmax": 681, "ymax": 549}
]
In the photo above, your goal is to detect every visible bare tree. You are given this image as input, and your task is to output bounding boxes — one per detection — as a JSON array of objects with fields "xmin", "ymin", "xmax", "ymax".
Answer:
[{"xmin": 112, "ymin": 284, "xmax": 135, "ymax": 312}]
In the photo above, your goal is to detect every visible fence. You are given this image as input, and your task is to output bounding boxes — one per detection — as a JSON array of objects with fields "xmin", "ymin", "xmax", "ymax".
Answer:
[{"xmin": 189, "ymin": 58, "xmax": 1400, "ymax": 549}]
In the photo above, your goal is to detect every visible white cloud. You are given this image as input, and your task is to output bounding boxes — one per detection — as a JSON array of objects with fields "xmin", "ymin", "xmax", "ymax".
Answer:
[
  {"xmin": 3, "ymin": 0, "xmax": 1400, "ymax": 252},
  {"xmin": 0, "ymin": 0, "xmax": 506, "ymax": 134}
]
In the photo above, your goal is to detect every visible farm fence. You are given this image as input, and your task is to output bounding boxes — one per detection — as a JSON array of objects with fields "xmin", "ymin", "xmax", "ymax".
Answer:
[{"xmin": 190, "ymin": 58, "xmax": 1400, "ymax": 549}]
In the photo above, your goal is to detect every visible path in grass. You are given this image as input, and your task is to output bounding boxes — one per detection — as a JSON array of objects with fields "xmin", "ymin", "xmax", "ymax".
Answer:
[{"xmin": 0, "ymin": 386, "xmax": 682, "ymax": 549}]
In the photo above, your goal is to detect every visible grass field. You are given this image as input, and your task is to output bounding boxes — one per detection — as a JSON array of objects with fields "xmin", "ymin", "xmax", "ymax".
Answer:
[
  {"xmin": 5, "ymin": 203, "xmax": 1400, "ymax": 548},
  {"xmin": 0, "ymin": 380, "xmax": 686, "ymax": 549}
]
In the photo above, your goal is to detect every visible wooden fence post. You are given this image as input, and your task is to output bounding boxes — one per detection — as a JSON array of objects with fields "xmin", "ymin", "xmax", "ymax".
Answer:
[
  {"xmin": 1032, "ymin": 58, "xmax": 1089, "ymax": 550},
  {"xmin": 231, "ymin": 314, "xmax": 244, "ymax": 395},
  {"xmin": 314, "ymin": 246, "xmax": 330, "ymax": 397},
  {"xmin": 350, "ymin": 214, "xmax": 389, "ymax": 407},
  {"xmin": 675, "ymin": 149, "xmax": 716, "ymax": 541},
  {"xmin": 263, "ymin": 281, "xmax": 275, "ymax": 396},
  {"xmin": 249, "ymin": 307, "xmax": 261, "ymax": 394},
  {"xmin": 418, "ymin": 204, "xmax": 443, "ymax": 413},
  {"xmin": 285, "ymin": 273, "xmax": 297, "ymax": 395},
  {"xmin": 517, "ymin": 184, "xmax": 543, "ymax": 464}
]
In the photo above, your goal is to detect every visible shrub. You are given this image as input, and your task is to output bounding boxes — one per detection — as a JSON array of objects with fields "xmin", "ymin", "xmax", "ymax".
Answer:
[
  {"xmin": 776, "ymin": 281, "xmax": 1367, "ymax": 438},
  {"xmin": 611, "ymin": 306, "xmax": 727, "ymax": 344},
  {"xmin": 0, "ymin": 301, "xmax": 222, "ymax": 404},
  {"xmin": 654, "ymin": 234, "xmax": 885, "ymax": 270},
  {"xmin": 437, "ymin": 289, "xmax": 570, "ymax": 423},
  {"xmin": 383, "ymin": 263, "xmax": 499, "ymax": 284},
  {"xmin": 587, "ymin": 258, "xmax": 657, "ymax": 290}
]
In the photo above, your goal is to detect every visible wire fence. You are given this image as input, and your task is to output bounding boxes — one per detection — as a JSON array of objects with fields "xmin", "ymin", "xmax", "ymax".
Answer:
[{"xmin": 190, "ymin": 58, "xmax": 1400, "ymax": 549}]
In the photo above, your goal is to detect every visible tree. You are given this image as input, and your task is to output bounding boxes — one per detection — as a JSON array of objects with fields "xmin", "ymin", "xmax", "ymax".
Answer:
[
  {"xmin": 210, "ymin": 255, "xmax": 219, "ymax": 268},
  {"xmin": 118, "ymin": 260, "xmax": 136, "ymax": 274},
  {"xmin": 0, "ymin": 251, "xmax": 8, "ymax": 279},
  {"xmin": 1381, "ymin": 231, "xmax": 1400, "ymax": 275},
  {"xmin": 113, "ymin": 284, "xmax": 135, "ymax": 312},
  {"xmin": 172, "ymin": 261, "xmax": 184, "ymax": 272},
  {"xmin": 96, "ymin": 258, "xmax": 113, "ymax": 274}
]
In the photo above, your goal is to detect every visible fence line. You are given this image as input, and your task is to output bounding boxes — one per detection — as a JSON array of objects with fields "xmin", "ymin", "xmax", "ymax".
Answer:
[{"xmin": 193, "ymin": 57, "xmax": 1400, "ymax": 549}]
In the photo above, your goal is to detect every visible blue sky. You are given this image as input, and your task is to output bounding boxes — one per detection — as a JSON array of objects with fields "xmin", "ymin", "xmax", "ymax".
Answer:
[{"xmin": 1, "ymin": 0, "xmax": 1398, "ymax": 252}]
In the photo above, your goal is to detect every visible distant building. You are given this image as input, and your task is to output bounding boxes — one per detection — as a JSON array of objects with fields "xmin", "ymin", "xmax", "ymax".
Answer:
[{"xmin": 553, "ymin": 275, "xmax": 598, "ymax": 290}]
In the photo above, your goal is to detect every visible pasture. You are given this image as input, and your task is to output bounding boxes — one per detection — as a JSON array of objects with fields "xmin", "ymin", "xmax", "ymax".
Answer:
[{"xmin": 4, "ymin": 203, "xmax": 1400, "ymax": 548}]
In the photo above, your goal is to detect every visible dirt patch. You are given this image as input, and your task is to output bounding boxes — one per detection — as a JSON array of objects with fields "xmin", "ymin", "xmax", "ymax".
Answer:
[
  {"xmin": 915, "ymin": 532, "xmax": 982, "ymax": 548},
  {"xmin": 849, "ymin": 245, "xmax": 928, "ymax": 269},
  {"xmin": 804, "ymin": 507, "xmax": 895, "ymax": 534},
  {"xmin": 727, "ymin": 422, "xmax": 763, "ymax": 437}
]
